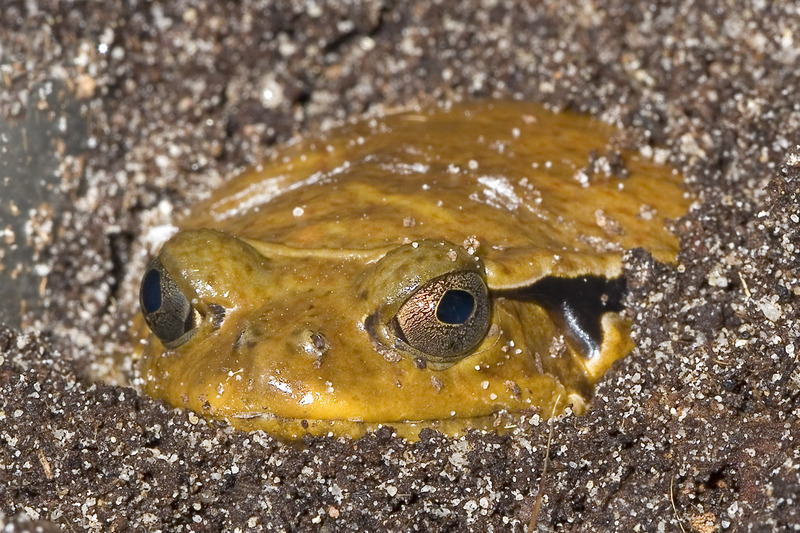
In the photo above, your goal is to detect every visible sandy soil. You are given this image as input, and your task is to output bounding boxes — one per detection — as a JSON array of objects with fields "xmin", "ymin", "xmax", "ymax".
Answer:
[{"xmin": 1, "ymin": 1, "xmax": 799, "ymax": 531}]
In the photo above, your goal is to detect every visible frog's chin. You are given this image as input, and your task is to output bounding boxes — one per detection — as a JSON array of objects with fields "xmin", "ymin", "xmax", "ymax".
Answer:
[{"xmin": 211, "ymin": 393, "xmax": 585, "ymax": 442}]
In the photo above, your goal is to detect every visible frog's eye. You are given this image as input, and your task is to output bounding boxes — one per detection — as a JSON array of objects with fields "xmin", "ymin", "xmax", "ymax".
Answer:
[
  {"xmin": 140, "ymin": 258, "xmax": 199, "ymax": 348},
  {"xmin": 392, "ymin": 271, "xmax": 490, "ymax": 363}
]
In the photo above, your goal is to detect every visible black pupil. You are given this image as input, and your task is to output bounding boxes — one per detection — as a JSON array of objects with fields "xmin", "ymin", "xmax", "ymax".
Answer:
[
  {"xmin": 436, "ymin": 290, "xmax": 475, "ymax": 325},
  {"xmin": 141, "ymin": 268, "xmax": 162, "ymax": 313}
]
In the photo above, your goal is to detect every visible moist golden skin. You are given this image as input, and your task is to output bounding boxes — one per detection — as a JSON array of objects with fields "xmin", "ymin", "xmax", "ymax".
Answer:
[{"xmin": 137, "ymin": 100, "xmax": 690, "ymax": 440}]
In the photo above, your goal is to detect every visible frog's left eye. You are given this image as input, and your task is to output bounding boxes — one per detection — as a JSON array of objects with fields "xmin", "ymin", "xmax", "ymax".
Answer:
[
  {"xmin": 392, "ymin": 271, "xmax": 490, "ymax": 364},
  {"xmin": 140, "ymin": 258, "xmax": 200, "ymax": 348}
]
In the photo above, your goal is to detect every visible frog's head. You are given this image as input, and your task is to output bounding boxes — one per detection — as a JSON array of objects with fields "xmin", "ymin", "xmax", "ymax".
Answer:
[{"xmin": 138, "ymin": 228, "xmax": 631, "ymax": 440}]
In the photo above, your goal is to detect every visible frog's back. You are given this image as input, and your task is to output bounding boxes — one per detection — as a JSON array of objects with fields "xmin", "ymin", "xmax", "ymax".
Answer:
[{"xmin": 182, "ymin": 101, "xmax": 686, "ymax": 286}]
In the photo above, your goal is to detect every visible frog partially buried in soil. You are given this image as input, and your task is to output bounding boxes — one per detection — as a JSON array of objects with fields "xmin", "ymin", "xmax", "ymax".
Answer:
[{"xmin": 136, "ymin": 100, "xmax": 689, "ymax": 440}]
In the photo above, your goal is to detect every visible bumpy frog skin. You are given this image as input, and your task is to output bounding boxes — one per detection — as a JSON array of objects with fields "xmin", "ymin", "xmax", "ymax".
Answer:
[{"xmin": 137, "ymin": 100, "xmax": 689, "ymax": 440}]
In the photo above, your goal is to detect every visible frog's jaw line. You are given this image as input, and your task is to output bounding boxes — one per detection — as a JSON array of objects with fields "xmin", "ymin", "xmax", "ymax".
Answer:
[{"xmin": 225, "ymin": 399, "xmax": 576, "ymax": 442}]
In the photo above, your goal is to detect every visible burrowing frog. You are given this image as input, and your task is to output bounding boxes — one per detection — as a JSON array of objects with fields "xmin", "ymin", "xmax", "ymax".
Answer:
[{"xmin": 137, "ymin": 100, "xmax": 689, "ymax": 439}]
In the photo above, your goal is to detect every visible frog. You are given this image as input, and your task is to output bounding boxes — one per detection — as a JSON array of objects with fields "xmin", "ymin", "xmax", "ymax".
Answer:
[{"xmin": 137, "ymin": 100, "xmax": 690, "ymax": 440}]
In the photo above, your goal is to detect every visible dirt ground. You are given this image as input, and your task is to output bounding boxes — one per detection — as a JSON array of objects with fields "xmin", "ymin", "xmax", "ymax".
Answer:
[{"xmin": 1, "ymin": 1, "xmax": 799, "ymax": 531}]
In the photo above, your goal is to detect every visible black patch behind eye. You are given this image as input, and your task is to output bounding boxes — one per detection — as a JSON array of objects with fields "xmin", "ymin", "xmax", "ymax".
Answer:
[
  {"xmin": 436, "ymin": 290, "xmax": 475, "ymax": 325},
  {"xmin": 496, "ymin": 276, "xmax": 626, "ymax": 358},
  {"xmin": 141, "ymin": 268, "xmax": 162, "ymax": 313}
]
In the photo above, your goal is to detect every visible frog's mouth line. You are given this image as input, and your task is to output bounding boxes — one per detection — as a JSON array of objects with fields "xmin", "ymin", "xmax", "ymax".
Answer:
[{"xmin": 227, "ymin": 405, "xmax": 572, "ymax": 441}]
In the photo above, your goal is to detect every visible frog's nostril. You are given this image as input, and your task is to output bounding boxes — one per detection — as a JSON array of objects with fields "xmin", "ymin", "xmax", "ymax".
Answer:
[{"xmin": 298, "ymin": 330, "xmax": 330, "ymax": 359}]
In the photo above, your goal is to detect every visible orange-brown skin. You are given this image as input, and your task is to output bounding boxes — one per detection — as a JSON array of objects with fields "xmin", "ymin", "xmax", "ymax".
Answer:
[{"xmin": 137, "ymin": 101, "xmax": 690, "ymax": 439}]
